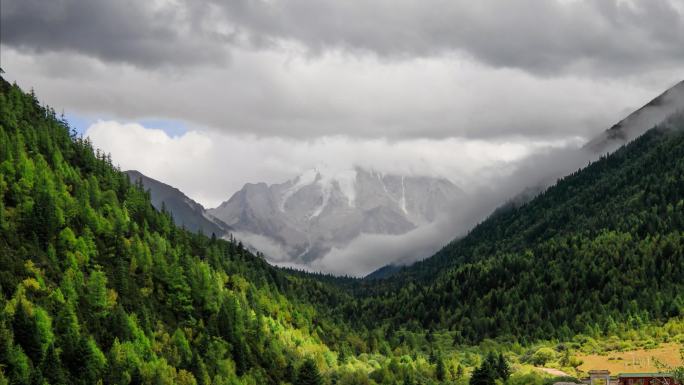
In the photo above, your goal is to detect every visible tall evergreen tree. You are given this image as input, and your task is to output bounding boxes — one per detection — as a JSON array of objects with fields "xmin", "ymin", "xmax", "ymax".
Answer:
[
  {"xmin": 469, "ymin": 364, "xmax": 494, "ymax": 385},
  {"xmin": 496, "ymin": 352, "xmax": 510, "ymax": 381},
  {"xmin": 436, "ymin": 356, "xmax": 446, "ymax": 382},
  {"xmin": 41, "ymin": 344, "xmax": 66, "ymax": 385},
  {"xmin": 11, "ymin": 300, "xmax": 42, "ymax": 364},
  {"xmin": 296, "ymin": 358, "xmax": 322, "ymax": 385}
]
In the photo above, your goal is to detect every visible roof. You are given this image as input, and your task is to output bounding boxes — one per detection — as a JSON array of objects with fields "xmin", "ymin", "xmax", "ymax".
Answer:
[{"xmin": 618, "ymin": 373, "xmax": 673, "ymax": 378}]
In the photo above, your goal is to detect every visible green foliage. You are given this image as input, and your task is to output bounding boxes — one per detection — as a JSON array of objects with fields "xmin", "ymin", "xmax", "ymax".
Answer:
[
  {"xmin": 530, "ymin": 348, "xmax": 556, "ymax": 366},
  {"xmin": 11, "ymin": 299, "xmax": 44, "ymax": 364},
  {"xmin": 506, "ymin": 372, "xmax": 545, "ymax": 385}
]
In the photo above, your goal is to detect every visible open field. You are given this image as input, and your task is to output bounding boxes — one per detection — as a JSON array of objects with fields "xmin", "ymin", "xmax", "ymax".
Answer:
[{"xmin": 577, "ymin": 343, "xmax": 683, "ymax": 374}]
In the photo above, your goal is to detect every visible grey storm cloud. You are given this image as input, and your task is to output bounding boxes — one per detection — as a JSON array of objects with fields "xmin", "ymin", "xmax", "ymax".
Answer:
[
  {"xmin": 2, "ymin": 0, "xmax": 684, "ymax": 75},
  {"xmin": 0, "ymin": 0, "xmax": 230, "ymax": 68},
  {"xmin": 213, "ymin": 0, "xmax": 684, "ymax": 75}
]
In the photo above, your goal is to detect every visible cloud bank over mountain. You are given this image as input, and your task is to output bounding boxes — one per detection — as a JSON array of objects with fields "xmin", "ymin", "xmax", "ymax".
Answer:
[{"xmin": 2, "ymin": 0, "xmax": 682, "ymax": 275}]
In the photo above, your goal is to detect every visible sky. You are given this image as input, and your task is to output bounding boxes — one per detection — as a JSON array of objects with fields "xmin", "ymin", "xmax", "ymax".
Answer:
[{"xmin": 1, "ymin": 0, "xmax": 683, "ymax": 274}]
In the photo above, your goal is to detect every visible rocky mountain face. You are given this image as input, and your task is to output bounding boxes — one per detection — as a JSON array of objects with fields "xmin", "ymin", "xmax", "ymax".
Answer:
[
  {"xmin": 125, "ymin": 170, "xmax": 230, "ymax": 236},
  {"xmin": 207, "ymin": 167, "xmax": 464, "ymax": 263}
]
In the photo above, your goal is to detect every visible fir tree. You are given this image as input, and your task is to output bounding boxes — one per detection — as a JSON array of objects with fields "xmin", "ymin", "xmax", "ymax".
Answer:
[
  {"xmin": 436, "ymin": 357, "xmax": 446, "ymax": 382},
  {"xmin": 496, "ymin": 352, "xmax": 510, "ymax": 381},
  {"xmin": 41, "ymin": 344, "xmax": 66, "ymax": 385},
  {"xmin": 11, "ymin": 300, "xmax": 42, "ymax": 364},
  {"xmin": 296, "ymin": 358, "xmax": 322, "ymax": 385}
]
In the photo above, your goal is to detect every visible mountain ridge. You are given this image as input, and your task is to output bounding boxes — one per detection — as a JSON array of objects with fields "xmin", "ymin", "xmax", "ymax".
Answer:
[
  {"xmin": 585, "ymin": 80, "xmax": 684, "ymax": 153},
  {"xmin": 124, "ymin": 170, "xmax": 231, "ymax": 236}
]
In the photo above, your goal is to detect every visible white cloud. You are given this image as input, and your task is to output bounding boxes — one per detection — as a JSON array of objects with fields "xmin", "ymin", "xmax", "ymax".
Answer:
[{"xmin": 85, "ymin": 120, "xmax": 582, "ymax": 208}]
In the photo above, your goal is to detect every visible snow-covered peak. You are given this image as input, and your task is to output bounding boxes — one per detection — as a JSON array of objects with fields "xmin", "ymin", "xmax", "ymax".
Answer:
[
  {"xmin": 209, "ymin": 167, "xmax": 464, "ymax": 264},
  {"xmin": 277, "ymin": 167, "xmax": 359, "ymax": 211},
  {"xmin": 279, "ymin": 168, "xmax": 321, "ymax": 211}
]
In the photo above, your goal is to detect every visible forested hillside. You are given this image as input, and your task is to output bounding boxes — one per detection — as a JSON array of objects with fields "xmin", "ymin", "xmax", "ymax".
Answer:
[
  {"xmin": 0, "ymin": 78, "xmax": 433, "ymax": 385},
  {"xmin": 0, "ymin": 77, "xmax": 350, "ymax": 384},
  {"xmin": 341, "ymin": 112, "xmax": 684, "ymax": 342}
]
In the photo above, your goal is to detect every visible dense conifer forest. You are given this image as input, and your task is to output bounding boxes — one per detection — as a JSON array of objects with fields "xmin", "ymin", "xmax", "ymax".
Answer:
[{"xmin": 0, "ymin": 76, "xmax": 682, "ymax": 385}]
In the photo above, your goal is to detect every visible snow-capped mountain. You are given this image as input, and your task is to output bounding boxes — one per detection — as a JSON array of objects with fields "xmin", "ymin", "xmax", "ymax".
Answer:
[{"xmin": 207, "ymin": 167, "xmax": 464, "ymax": 263}]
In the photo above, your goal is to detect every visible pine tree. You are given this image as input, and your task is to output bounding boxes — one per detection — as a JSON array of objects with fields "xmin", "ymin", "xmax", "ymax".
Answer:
[
  {"xmin": 284, "ymin": 362, "xmax": 295, "ymax": 383},
  {"xmin": 41, "ymin": 344, "xmax": 66, "ymax": 385},
  {"xmin": 469, "ymin": 365, "xmax": 494, "ymax": 385},
  {"xmin": 233, "ymin": 337, "xmax": 249, "ymax": 376},
  {"xmin": 456, "ymin": 364, "xmax": 464, "ymax": 379},
  {"xmin": 436, "ymin": 357, "xmax": 446, "ymax": 381},
  {"xmin": 11, "ymin": 300, "xmax": 42, "ymax": 364},
  {"xmin": 469, "ymin": 354, "xmax": 498, "ymax": 385},
  {"xmin": 86, "ymin": 269, "xmax": 109, "ymax": 316},
  {"xmin": 337, "ymin": 346, "xmax": 347, "ymax": 364},
  {"xmin": 429, "ymin": 349, "xmax": 437, "ymax": 364},
  {"xmin": 496, "ymin": 353, "xmax": 510, "ymax": 381},
  {"xmin": 296, "ymin": 358, "xmax": 322, "ymax": 385}
]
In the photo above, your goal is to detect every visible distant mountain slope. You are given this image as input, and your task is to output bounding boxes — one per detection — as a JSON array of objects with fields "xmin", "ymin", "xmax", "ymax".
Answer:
[
  {"xmin": 208, "ymin": 167, "xmax": 464, "ymax": 263},
  {"xmin": 403, "ymin": 83, "xmax": 684, "ymax": 282},
  {"xmin": 364, "ymin": 264, "xmax": 403, "ymax": 280},
  {"xmin": 345, "ymin": 111, "xmax": 684, "ymax": 340},
  {"xmin": 125, "ymin": 170, "xmax": 230, "ymax": 236},
  {"xmin": 585, "ymin": 80, "xmax": 684, "ymax": 153},
  {"xmin": 509, "ymin": 80, "xmax": 684, "ymax": 207}
]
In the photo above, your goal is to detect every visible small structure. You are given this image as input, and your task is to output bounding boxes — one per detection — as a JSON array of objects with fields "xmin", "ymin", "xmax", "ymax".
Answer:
[
  {"xmin": 588, "ymin": 370, "xmax": 613, "ymax": 385},
  {"xmin": 617, "ymin": 373, "xmax": 680, "ymax": 385}
]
